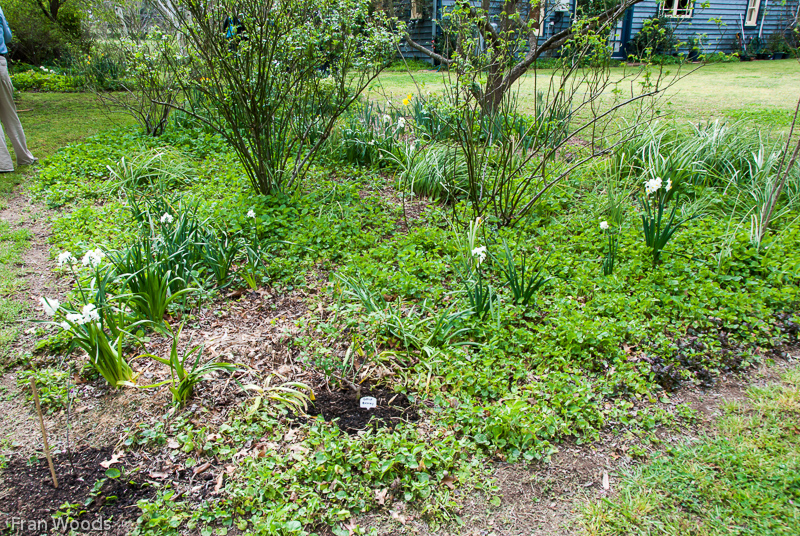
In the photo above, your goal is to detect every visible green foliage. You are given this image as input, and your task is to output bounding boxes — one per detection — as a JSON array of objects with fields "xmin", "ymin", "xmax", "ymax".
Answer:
[
  {"xmin": 323, "ymin": 100, "xmax": 405, "ymax": 167},
  {"xmin": 4, "ymin": 0, "xmax": 87, "ymax": 65},
  {"xmin": 139, "ymin": 323, "xmax": 237, "ymax": 406},
  {"xmin": 18, "ymin": 368, "xmax": 70, "ymax": 412},
  {"xmin": 10, "ymin": 69, "xmax": 82, "ymax": 92},
  {"xmin": 639, "ymin": 180, "xmax": 697, "ymax": 266},
  {"xmin": 160, "ymin": 0, "xmax": 398, "ymax": 195},
  {"xmin": 495, "ymin": 240, "xmax": 551, "ymax": 307},
  {"xmin": 394, "ymin": 142, "xmax": 468, "ymax": 202},
  {"xmin": 33, "ymin": 109, "xmax": 800, "ymax": 535},
  {"xmin": 626, "ymin": 16, "xmax": 680, "ymax": 60}
]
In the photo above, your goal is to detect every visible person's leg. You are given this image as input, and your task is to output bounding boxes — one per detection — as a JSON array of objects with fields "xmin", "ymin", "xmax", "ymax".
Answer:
[
  {"xmin": 0, "ymin": 57, "xmax": 36, "ymax": 166},
  {"xmin": 0, "ymin": 120, "xmax": 13, "ymax": 172}
]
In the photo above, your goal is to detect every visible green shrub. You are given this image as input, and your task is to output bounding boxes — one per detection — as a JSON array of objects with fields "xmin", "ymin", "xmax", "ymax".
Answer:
[
  {"xmin": 4, "ymin": 0, "xmax": 88, "ymax": 65},
  {"xmin": 10, "ymin": 69, "xmax": 82, "ymax": 92}
]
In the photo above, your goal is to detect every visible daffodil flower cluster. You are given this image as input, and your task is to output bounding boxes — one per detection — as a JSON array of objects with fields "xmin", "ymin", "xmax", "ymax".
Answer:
[
  {"xmin": 82, "ymin": 248, "xmax": 104, "ymax": 268},
  {"xmin": 58, "ymin": 251, "xmax": 75, "ymax": 266},
  {"xmin": 64, "ymin": 304, "xmax": 101, "ymax": 326},
  {"xmin": 160, "ymin": 213, "xmax": 174, "ymax": 224},
  {"xmin": 39, "ymin": 298, "xmax": 100, "ymax": 330},
  {"xmin": 644, "ymin": 176, "xmax": 672, "ymax": 196},
  {"xmin": 472, "ymin": 246, "xmax": 487, "ymax": 266}
]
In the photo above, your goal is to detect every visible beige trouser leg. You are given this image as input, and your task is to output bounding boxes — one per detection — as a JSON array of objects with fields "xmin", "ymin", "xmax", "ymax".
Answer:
[{"xmin": 0, "ymin": 56, "xmax": 35, "ymax": 171}]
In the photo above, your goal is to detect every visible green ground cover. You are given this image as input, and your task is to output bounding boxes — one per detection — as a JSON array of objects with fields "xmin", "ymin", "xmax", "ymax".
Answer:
[{"xmin": 0, "ymin": 93, "xmax": 133, "ymax": 364}]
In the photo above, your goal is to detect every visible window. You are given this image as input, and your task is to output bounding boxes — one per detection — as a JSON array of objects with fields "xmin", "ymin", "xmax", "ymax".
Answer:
[
  {"xmin": 411, "ymin": 0, "xmax": 423, "ymax": 20},
  {"xmin": 745, "ymin": 0, "xmax": 761, "ymax": 26},
  {"xmin": 661, "ymin": 0, "xmax": 693, "ymax": 19}
]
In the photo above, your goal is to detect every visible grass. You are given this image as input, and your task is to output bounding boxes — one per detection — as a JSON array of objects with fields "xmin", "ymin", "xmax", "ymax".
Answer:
[
  {"xmin": 1, "ymin": 92, "xmax": 135, "ymax": 201},
  {"xmin": 582, "ymin": 366, "xmax": 800, "ymax": 536},
  {"xmin": 0, "ymin": 92, "xmax": 134, "ymax": 364},
  {"xmin": 370, "ymin": 59, "xmax": 800, "ymax": 129}
]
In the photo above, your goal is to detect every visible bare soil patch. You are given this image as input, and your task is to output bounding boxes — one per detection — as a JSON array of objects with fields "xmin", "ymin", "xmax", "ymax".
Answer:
[
  {"xmin": 0, "ymin": 445, "xmax": 155, "ymax": 536},
  {"xmin": 308, "ymin": 387, "xmax": 418, "ymax": 434}
]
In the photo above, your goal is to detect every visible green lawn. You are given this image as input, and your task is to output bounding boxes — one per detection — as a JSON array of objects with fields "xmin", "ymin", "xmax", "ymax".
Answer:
[
  {"xmin": 1, "ymin": 92, "xmax": 134, "ymax": 199},
  {"xmin": 370, "ymin": 59, "xmax": 800, "ymax": 129},
  {"xmin": 582, "ymin": 366, "xmax": 800, "ymax": 535}
]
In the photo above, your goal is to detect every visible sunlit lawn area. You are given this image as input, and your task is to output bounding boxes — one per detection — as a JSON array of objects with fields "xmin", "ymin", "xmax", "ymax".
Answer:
[{"xmin": 371, "ymin": 59, "xmax": 800, "ymax": 128}]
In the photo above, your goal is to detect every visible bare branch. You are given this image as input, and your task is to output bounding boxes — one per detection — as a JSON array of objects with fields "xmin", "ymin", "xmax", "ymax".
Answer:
[{"xmin": 403, "ymin": 34, "xmax": 452, "ymax": 65}]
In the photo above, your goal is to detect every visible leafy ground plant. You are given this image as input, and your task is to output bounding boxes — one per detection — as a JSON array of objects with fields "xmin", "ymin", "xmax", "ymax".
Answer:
[{"xmin": 139, "ymin": 323, "xmax": 237, "ymax": 406}]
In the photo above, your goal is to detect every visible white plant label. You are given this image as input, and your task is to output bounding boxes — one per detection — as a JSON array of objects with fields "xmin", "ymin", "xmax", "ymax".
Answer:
[{"xmin": 360, "ymin": 396, "xmax": 377, "ymax": 409}]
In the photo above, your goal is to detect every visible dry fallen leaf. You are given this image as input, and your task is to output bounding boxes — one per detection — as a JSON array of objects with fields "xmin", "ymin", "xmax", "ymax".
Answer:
[
  {"xmin": 100, "ymin": 452, "xmax": 123, "ymax": 468},
  {"xmin": 167, "ymin": 439, "xmax": 180, "ymax": 449},
  {"xmin": 193, "ymin": 462, "xmax": 212, "ymax": 475},
  {"xmin": 390, "ymin": 510, "xmax": 407, "ymax": 525},
  {"xmin": 342, "ymin": 519, "xmax": 358, "ymax": 536},
  {"xmin": 602, "ymin": 471, "xmax": 610, "ymax": 490},
  {"xmin": 214, "ymin": 473, "xmax": 224, "ymax": 494},
  {"xmin": 441, "ymin": 473, "xmax": 456, "ymax": 490},
  {"xmin": 375, "ymin": 488, "xmax": 388, "ymax": 505},
  {"xmin": 148, "ymin": 471, "xmax": 169, "ymax": 480}
]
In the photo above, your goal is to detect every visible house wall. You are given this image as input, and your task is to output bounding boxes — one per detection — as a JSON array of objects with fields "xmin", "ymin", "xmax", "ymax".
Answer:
[
  {"xmin": 396, "ymin": 0, "xmax": 799, "ymax": 63},
  {"xmin": 629, "ymin": 1, "xmax": 799, "ymax": 54}
]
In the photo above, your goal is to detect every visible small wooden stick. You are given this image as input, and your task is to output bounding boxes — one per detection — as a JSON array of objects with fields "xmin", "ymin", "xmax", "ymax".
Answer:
[{"xmin": 30, "ymin": 378, "xmax": 58, "ymax": 488}]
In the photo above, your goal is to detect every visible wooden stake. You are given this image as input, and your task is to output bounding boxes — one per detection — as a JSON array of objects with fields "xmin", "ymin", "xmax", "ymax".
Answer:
[{"xmin": 30, "ymin": 377, "xmax": 58, "ymax": 488}]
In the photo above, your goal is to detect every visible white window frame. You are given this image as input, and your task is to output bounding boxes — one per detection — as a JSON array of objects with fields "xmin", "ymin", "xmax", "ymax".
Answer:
[
  {"xmin": 661, "ymin": 0, "xmax": 694, "ymax": 19},
  {"xmin": 745, "ymin": 0, "xmax": 761, "ymax": 26},
  {"xmin": 411, "ymin": 0, "xmax": 423, "ymax": 20},
  {"xmin": 533, "ymin": 5, "xmax": 546, "ymax": 37}
]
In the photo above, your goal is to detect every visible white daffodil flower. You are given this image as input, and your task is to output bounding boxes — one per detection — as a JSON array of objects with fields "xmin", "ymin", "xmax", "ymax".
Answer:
[
  {"xmin": 600, "ymin": 221, "xmax": 609, "ymax": 230},
  {"xmin": 472, "ymin": 246, "xmax": 487, "ymax": 266},
  {"xmin": 160, "ymin": 213, "xmax": 174, "ymax": 224},
  {"xmin": 82, "ymin": 304, "xmax": 100, "ymax": 323},
  {"xmin": 247, "ymin": 209, "xmax": 256, "ymax": 218},
  {"xmin": 644, "ymin": 177, "xmax": 663, "ymax": 195},
  {"xmin": 397, "ymin": 117, "xmax": 406, "ymax": 129},
  {"xmin": 666, "ymin": 178, "xmax": 672, "ymax": 191},
  {"xmin": 82, "ymin": 248, "xmax": 104, "ymax": 268},
  {"xmin": 40, "ymin": 297, "xmax": 60, "ymax": 316},
  {"xmin": 57, "ymin": 251, "xmax": 74, "ymax": 266},
  {"xmin": 66, "ymin": 313, "xmax": 84, "ymax": 325}
]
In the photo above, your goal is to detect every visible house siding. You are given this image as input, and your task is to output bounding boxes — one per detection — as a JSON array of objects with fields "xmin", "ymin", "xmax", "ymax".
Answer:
[
  {"xmin": 629, "ymin": 1, "xmax": 799, "ymax": 54},
  {"xmin": 394, "ymin": 0, "xmax": 798, "ymax": 62}
]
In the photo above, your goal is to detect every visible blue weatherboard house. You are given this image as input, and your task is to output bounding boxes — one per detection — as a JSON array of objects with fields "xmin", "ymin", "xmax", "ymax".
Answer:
[{"xmin": 394, "ymin": 0, "xmax": 799, "ymax": 61}]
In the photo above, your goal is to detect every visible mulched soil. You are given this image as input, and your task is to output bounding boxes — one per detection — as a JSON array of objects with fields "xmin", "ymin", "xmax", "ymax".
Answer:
[
  {"xmin": 0, "ymin": 446, "xmax": 155, "ymax": 535},
  {"xmin": 308, "ymin": 387, "xmax": 418, "ymax": 434}
]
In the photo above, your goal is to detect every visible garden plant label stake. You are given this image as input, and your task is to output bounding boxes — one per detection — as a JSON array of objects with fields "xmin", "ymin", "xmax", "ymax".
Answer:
[
  {"xmin": 360, "ymin": 396, "xmax": 377, "ymax": 409},
  {"xmin": 30, "ymin": 377, "xmax": 58, "ymax": 488}
]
